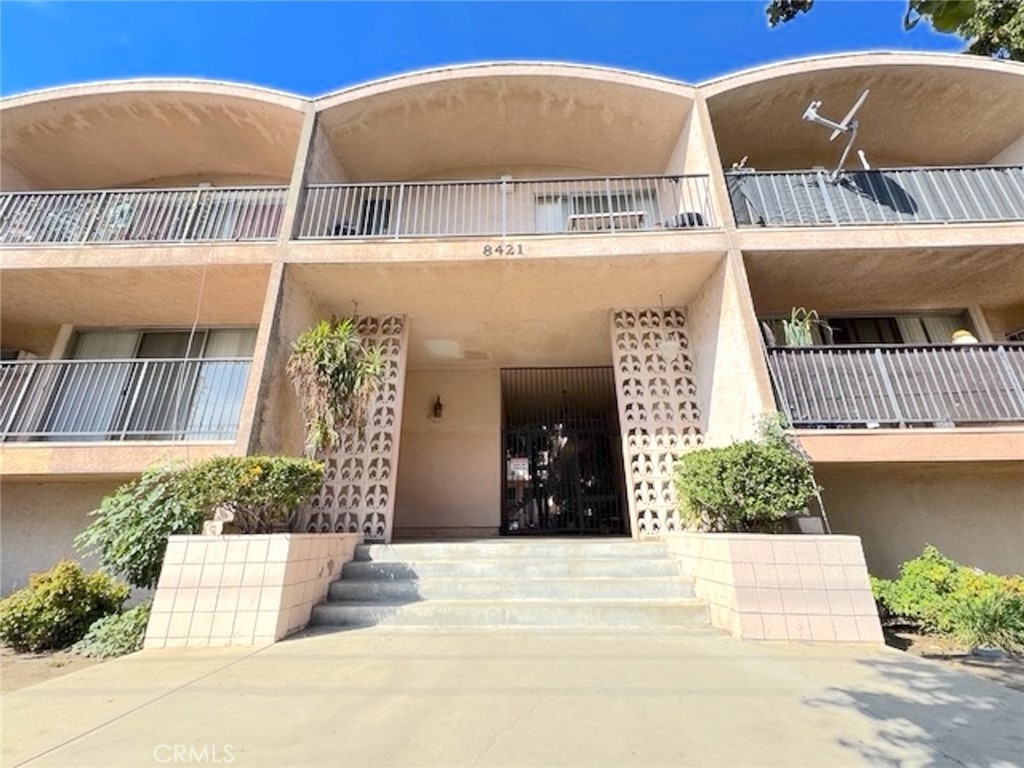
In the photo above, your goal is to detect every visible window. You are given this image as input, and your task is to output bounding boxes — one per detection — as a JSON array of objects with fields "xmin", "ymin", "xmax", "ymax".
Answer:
[
  {"xmin": 39, "ymin": 328, "xmax": 256, "ymax": 440},
  {"xmin": 761, "ymin": 312, "xmax": 974, "ymax": 347}
]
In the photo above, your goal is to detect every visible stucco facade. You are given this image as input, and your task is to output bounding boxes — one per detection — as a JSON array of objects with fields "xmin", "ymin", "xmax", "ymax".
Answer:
[{"xmin": 2, "ymin": 52, "xmax": 1022, "ymax": 593}]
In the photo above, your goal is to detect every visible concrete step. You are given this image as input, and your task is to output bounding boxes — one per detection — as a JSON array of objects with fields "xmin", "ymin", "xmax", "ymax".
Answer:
[
  {"xmin": 330, "ymin": 576, "xmax": 695, "ymax": 602},
  {"xmin": 310, "ymin": 599, "xmax": 708, "ymax": 629},
  {"xmin": 354, "ymin": 540, "xmax": 670, "ymax": 562},
  {"xmin": 341, "ymin": 557, "xmax": 682, "ymax": 581}
]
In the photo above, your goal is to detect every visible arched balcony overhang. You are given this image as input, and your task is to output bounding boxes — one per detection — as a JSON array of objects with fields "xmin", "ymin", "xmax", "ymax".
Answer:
[
  {"xmin": 703, "ymin": 52, "xmax": 1024, "ymax": 170},
  {"xmin": 0, "ymin": 80, "xmax": 308, "ymax": 191},
  {"xmin": 312, "ymin": 63, "xmax": 699, "ymax": 182}
]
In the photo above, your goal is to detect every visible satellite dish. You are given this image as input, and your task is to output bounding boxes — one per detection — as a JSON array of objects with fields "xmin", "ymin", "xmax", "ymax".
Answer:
[
  {"xmin": 830, "ymin": 89, "xmax": 869, "ymax": 141},
  {"xmin": 801, "ymin": 89, "xmax": 870, "ymax": 181}
]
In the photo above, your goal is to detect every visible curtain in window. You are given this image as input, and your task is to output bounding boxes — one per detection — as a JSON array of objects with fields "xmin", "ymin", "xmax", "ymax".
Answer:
[{"xmin": 41, "ymin": 331, "xmax": 140, "ymax": 439}]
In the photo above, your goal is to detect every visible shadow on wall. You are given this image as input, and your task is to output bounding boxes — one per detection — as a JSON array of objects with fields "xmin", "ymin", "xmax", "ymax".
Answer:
[{"xmin": 804, "ymin": 655, "xmax": 1022, "ymax": 766}]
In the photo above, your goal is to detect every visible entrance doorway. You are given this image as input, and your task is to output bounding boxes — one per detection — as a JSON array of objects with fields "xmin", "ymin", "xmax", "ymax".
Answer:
[{"xmin": 501, "ymin": 367, "xmax": 627, "ymax": 536}]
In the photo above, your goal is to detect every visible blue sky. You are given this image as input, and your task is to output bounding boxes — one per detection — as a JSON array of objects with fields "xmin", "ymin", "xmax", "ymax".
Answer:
[{"xmin": 1, "ymin": 1, "xmax": 965, "ymax": 97}]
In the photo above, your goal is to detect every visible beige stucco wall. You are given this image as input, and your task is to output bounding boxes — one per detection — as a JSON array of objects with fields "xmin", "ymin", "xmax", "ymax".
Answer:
[
  {"xmin": 816, "ymin": 462, "xmax": 1024, "ymax": 579},
  {"xmin": 0, "ymin": 480, "xmax": 121, "ymax": 595},
  {"xmin": 990, "ymin": 132, "xmax": 1024, "ymax": 164},
  {"xmin": 0, "ymin": 321, "xmax": 61, "ymax": 357},
  {"xmin": 306, "ymin": 121, "xmax": 348, "ymax": 184},
  {"xmin": 984, "ymin": 304, "xmax": 1024, "ymax": 340},
  {"xmin": 393, "ymin": 368, "xmax": 501, "ymax": 536},
  {"xmin": 686, "ymin": 252, "xmax": 774, "ymax": 446},
  {"xmin": 250, "ymin": 267, "xmax": 321, "ymax": 457}
]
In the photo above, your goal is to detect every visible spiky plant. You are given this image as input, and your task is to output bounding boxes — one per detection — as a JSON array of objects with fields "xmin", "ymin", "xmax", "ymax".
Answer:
[{"xmin": 286, "ymin": 317, "xmax": 385, "ymax": 458}]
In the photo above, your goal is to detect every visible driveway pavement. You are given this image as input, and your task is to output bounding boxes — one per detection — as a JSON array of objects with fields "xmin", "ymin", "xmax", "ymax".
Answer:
[{"xmin": 3, "ymin": 626, "xmax": 1022, "ymax": 767}]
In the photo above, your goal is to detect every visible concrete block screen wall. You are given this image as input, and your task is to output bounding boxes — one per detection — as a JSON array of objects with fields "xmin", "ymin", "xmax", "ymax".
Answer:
[
  {"xmin": 145, "ymin": 533, "xmax": 362, "ymax": 648},
  {"xmin": 665, "ymin": 532, "xmax": 884, "ymax": 643}
]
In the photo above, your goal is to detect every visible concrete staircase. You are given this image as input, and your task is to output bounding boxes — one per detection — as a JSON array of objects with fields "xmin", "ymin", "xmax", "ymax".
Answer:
[{"xmin": 310, "ymin": 539, "xmax": 707, "ymax": 630}]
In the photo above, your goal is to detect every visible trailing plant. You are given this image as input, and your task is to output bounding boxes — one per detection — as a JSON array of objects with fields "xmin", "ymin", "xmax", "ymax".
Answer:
[
  {"xmin": 673, "ymin": 416, "xmax": 819, "ymax": 532},
  {"xmin": 0, "ymin": 560, "xmax": 128, "ymax": 652},
  {"xmin": 185, "ymin": 455, "xmax": 324, "ymax": 534},
  {"xmin": 872, "ymin": 546, "xmax": 1024, "ymax": 654},
  {"xmin": 286, "ymin": 317, "xmax": 385, "ymax": 458},
  {"xmin": 73, "ymin": 599, "xmax": 152, "ymax": 659},
  {"xmin": 75, "ymin": 465, "xmax": 206, "ymax": 590}
]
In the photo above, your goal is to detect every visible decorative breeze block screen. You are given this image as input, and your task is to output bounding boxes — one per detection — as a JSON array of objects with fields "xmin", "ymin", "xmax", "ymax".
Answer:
[
  {"xmin": 611, "ymin": 308, "xmax": 703, "ymax": 536},
  {"xmin": 300, "ymin": 316, "xmax": 408, "ymax": 542}
]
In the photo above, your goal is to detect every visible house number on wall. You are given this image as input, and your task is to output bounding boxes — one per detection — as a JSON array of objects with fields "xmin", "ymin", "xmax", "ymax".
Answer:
[{"xmin": 482, "ymin": 243, "xmax": 525, "ymax": 257}]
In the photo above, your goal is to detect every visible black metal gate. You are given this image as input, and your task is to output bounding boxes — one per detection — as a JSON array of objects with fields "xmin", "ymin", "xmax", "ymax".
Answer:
[{"xmin": 501, "ymin": 367, "xmax": 626, "ymax": 536}]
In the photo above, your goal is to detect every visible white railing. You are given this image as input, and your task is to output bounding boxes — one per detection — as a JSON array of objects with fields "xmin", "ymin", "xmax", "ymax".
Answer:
[
  {"xmin": 727, "ymin": 165, "xmax": 1024, "ymax": 227},
  {"xmin": 0, "ymin": 358, "xmax": 252, "ymax": 441},
  {"xmin": 298, "ymin": 175, "xmax": 715, "ymax": 239},
  {"xmin": 766, "ymin": 343, "xmax": 1024, "ymax": 427},
  {"xmin": 0, "ymin": 186, "xmax": 287, "ymax": 245}
]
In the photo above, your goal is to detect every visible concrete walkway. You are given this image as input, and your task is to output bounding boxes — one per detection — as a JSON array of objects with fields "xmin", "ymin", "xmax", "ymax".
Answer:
[{"xmin": 3, "ymin": 627, "xmax": 1022, "ymax": 767}]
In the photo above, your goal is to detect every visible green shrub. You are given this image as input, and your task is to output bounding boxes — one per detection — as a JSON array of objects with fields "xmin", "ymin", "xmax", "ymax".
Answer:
[
  {"xmin": 673, "ymin": 418, "xmax": 818, "ymax": 532},
  {"xmin": 0, "ymin": 560, "xmax": 128, "ymax": 652},
  {"xmin": 73, "ymin": 600, "xmax": 152, "ymax": 659},
  {"xmin": 185, "ymin": 455, "xmax": 324, "ymax": 534},
  {"xmin": 872, "ymin": 546, "xmax": 1024, "ymax": 654},
  {"xmin": 950, "ymin": 591, "xmax": 1024, "ymax": 655},
  {"xmin": 871, "ymin": 545, "xmax": 962, "ymax": 631},
  {"xmin": 75, "ymin": 465, "xmax": 207, "ymax": 590},
  {"xmin": 76, "ymin": 457, "xmax": 324, "ymax": 589}
]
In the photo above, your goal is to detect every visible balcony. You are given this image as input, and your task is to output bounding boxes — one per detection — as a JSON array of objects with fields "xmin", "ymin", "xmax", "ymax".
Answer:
[
  {"xmin": 0, "ymin": 357, "xmax": 252, "ymax": 442},
  {"xmin": 766, "ymin": 343, "xmax": 1024, "ymax": 428},
  {"xmin": 298, "ymin": 175, "xmax": 715, "ymax": 239},
  {"xmin": 0, "ymin": 186, "xmax": 287, "ymax": 246},
  {"xmin": 727, "ymin": 166, "xmax": 1024, "ymax": 228}
]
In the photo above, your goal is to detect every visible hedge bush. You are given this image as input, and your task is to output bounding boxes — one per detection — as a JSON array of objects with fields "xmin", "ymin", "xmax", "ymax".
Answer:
[
  {"xmin": 673, "ymin": 417, "xmax": 819, "ymax": 532},
  {"xmin": 0, "ymin": 560, "xmax": 128, "ymax": 652},
  {"xmin": 73, "ymin": 599, "xmax": 152, "ymax": 659},
  {"xmin": 76, "ymin": 456, "xmax": 324, "ymax": 590},
  {"xmin": 872, "ymin": 546, "xmax": 1024, "ymax": 654},
  {"xmin": 186, "ymin": 455, "xmax": 324, "ymax": 534}
]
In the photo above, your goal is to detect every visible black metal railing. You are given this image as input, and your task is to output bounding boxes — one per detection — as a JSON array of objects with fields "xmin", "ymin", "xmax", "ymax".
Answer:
[
  {"xmin": 766, "ymin": 343, "xmax": 1024, "ymax": 427},
  {"xmin": 727, "ymin": 165, "xmax": 1024, "ymax": 227}
]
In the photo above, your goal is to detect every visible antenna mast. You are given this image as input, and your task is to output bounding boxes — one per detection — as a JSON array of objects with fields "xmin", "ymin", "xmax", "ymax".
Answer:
[{"xmin": 801, "ymin": 89, "xmax": 870, "ymax": 181}]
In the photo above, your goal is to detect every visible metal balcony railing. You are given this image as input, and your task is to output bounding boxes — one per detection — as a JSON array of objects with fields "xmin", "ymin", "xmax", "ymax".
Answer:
[
  {"xmin": 298, "ymin": 175, "xmax": 715, "ymax": 239},
  {"xmin": 0, "ymin": 186, "xmax": 287, "ymax": 245},
  {"xmin": 0, "ymin": 358, "xmax": 252, "ymax": 441},
  {"xmin": 726, "ymin": 165, "xmax": 1024, "ymax": 227},
  {"xmin": 766, "ymin": 343, "xmax": 1024, "ymax": 428}
]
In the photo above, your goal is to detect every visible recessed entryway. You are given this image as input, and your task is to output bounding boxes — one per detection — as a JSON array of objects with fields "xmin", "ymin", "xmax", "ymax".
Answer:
[{"xmin": 500, "ymin": 367, "xmax": 626, "ymax": 535}]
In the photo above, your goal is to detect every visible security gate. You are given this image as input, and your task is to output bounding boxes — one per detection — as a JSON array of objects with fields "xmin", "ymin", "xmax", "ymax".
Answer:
[{"xmin": 501, "ymin": 367, "xmax": 627, "ymax": 535}]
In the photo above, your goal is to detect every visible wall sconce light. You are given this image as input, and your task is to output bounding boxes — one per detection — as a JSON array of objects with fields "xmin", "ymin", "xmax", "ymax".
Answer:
[{"xmin": 432, "ymin": 396, "xmax": 444, "ymax": 419}]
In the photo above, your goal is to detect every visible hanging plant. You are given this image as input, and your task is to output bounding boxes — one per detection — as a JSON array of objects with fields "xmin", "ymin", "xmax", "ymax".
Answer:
[{"xmin": 286, "ymin": 317, "xmax": 385, "ymax": 458}]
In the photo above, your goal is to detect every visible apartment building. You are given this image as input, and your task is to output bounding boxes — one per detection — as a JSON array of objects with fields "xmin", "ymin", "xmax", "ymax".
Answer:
[{"xmin": 2, "ymin": 52, "xmax": 1022, "ymax": 594}]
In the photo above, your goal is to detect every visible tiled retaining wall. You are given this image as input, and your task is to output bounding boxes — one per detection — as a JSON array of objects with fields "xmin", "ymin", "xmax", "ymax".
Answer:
[
  {"xmin": 145, "ymin": 533, "xmax": 362, "ymax": 649},
  {"xmin": 665, "ymin": 532, "xmax": 883, "ymax": 643}
]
